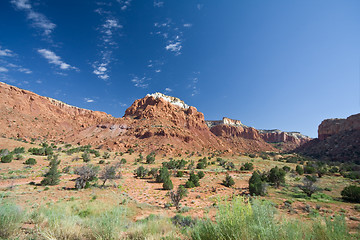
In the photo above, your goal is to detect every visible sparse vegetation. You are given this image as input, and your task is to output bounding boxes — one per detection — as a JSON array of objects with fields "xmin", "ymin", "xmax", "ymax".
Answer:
[
  {"xmin": 170, "ymin": 186, "xmax": 188, "ymax": 210},
  {"xmin": 24, "ymin": 157, "xmax": 37, "ymax": 165},
  {"xmin": 41, "ymin": 155, "xmax": 61, "ymax": 186},
  {"xmin": 222, "ymin": 173, "xmax": 235, "ymax": 187},
  {"xmin": 74, "ymin": 164, "xmax": 99, "ymax": 189}
]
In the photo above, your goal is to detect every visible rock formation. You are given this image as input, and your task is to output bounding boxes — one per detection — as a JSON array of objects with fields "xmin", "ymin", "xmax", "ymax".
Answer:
[
  {"xmin": 318, "ymin": 114, "xmax": 360, "ymax": 140},
  {"xmin": 0, "ymin": 82, "xmax": 311, "ymax": 155},
  {"xmin": 296, "ymin": 113, "xmax": 360, "ymax": 162},
  {"xmin": 206, "ymin": 117, "xmax": 311, "ymax": 151}
]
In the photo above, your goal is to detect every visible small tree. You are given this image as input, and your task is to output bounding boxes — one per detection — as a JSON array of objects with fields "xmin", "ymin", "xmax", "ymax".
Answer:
[
  {"xmin": 1, "ymin": 154, "xmax": 13, "ymax": 163},
  {"xmin": 102, "ymin": 152, "xmax": 110, "ymax": 159},
  {"xmin": 296, "ymin": 165, "xmax": 304, "ymax": 175},
  {"xmin": 82, "ymin": 152, "xmax": 91, "ymax": 162},
  {"xmin": 223, "ymin": 174, "xmax": 235, "ymax": 187},
  {"xmin": 197, "ymin": 171, "xmax": 205, "ymax": 179},
  {"xmin": 170, "ymin": 186, "xmax": 188, "ymax": 210},
  {"xmin": 163, "ymin": 178, "xmax": 173, "ymax": 190},
  {"xmin": 24, "ymin": 158, "xmax": 37, "ymax": 165},
  {"xmin": 240, "ymin": 162, "xmax": 254, "ymax": 171},
  {"xmin": 135, "ymin": 166, "xmax": 149, "ymax": 179},
  {"xmin": 99, "ymin": 163, "xmax": 121, "ymax": 187},
  {"xmin": 156, "ymin": 167, "xmax": 170, "ymax": 183},
  {"xmin": 41, "ymin": 155, "xmax": 61, "ymax": 186},
  {"xmin": 146, "ymin": 152, "xmax": 156, "ymax": 164},
  {"xmin": 268, "ymin": 166, "xmax": 286, "ymax": 188},
  {"xmin": 185, "ymin": 172, "xmax": 200, "ymax": 188},
  {"xmin": 249, "ymin": 171, "xmax": 267, "ymax": 196},
  {"xmin": 74, "ymin": 165, "xmax": 99, "ymax": 189},
  {"xmin": 299, "ymin": 176, "xmax": 318, "ymax": 197},
  {"xmin": 341, "ymin": 185, "xmax": 360, "ymax": 203}
]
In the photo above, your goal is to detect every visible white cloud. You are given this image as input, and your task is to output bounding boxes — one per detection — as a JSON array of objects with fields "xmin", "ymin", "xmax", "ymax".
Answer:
[
  {"xmin": 119, "ymin": 102, "xmax": 127, "ymax": 107},
  {"xmin": 0, "ymin": 67, "xmax": 9, "ymax": 72},
  {"xmin": 165, "ymin": 41, "xmax": 182, "ymax": 55},
  {"xmin": 37, "ymin": 49, "xmax": 77, "ymax": 70},
  {"xmin": 154, "ymin": 0, "xmax": 164, "ymax": 7},
  {"xmin": 117, "ymin": 0, "xmax": 132, "ymax": 10},
  {"xmin": 131, "ymin": 76, "xmax": 149, "ymax": 88},
  {"xmin": 154, "ymin": 19, "xmax": 189, "ymax": 56},
  {"xmin": 93, "ymin": 11, "xmax": 123, "ymax": 81},
  {"xmin": 36, "ymin": 80, "xmax": 42, "ymax": 84},
  {"xmin": 165, "ymin": 87, "xmax": 172, "ymax": 93},
  {"xmin": 18, "ymin": 67, "xmax": 32, "ymax": 74},
  {"xmin": 11, "ymin": 0, "xmax": 56, "ymax": 37},
  {"xmin": 197, "ymin": 4, "xmax": 204, "ymax": 10},
  {"xmin": 0, "ymin": 47, "xmax": 14, "ymax": 57},
  {"xmin": 84, "ymin": 98, "xmax": 95, "ymax": 103},
  {"xmin": 155, "ymin": 69, "xmax": 161, "ymax": 73},
  {"xmin": 189, "ymin": 72, "xmax": 200, "ymax": 96}
]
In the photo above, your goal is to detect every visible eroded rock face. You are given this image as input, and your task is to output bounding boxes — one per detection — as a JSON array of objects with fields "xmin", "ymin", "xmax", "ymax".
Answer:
[
  {"xmin": 0, "ymin": 82, "xmax": 308, "ymax": 155},
  {"xmin": 206, "ymin": 117, "xmax": 310, "ymax": 151},
  {"xmin": 318, "ymin": 114, "xmax": 360, "ymax": 140},
  {"xmin": 296, "ymin": 113, "xmax": 360, "ymax": 162},
  {"xmin": 0, "ymin": 81, "xmax": 113, "ymax": 140}
]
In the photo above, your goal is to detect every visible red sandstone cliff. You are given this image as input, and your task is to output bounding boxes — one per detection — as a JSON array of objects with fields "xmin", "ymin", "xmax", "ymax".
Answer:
[
  {"xmin": 318, "ymin": 113, "xmax": 360, "ymax": 140},
  {"xmin": 296, "ymin": 113, "xmax": 360, "ymax": 162},
  {"xmin": 206, "ymin": 117, "xmax": 311, "ymax": 151}
]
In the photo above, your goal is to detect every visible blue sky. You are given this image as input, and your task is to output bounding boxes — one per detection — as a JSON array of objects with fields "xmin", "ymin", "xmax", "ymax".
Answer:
[{"xmin": 0, "ymin": 0, "xmax": 359, "ymax": 137}]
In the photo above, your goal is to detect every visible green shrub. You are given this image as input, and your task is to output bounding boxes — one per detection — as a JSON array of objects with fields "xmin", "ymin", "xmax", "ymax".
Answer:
[
  {"xmin": 1, "ymin": 154, "xmax": 13, "ymax": 163},
  {"xmin": 282, "ymin": 166, "xmax": 291, "ymax": 172},
  {"xmin": 176, "ymin": 171, "xmax": 184, "ymax": 177},
  {"xmin": 341, "ymin": 185, "xmax": 360, "ymax": 203},
  {"xmin": 156, "ymin": 167, "xmax": 171, "ymax": 183},
  {"xmin": 268, "ymin": 166, "xmax": 286, "ymax": 188},
  {"xmin": 148, "ymin": 168, "xmax": 158, "ymax": 178},
  {"xmin": 163, "ymin": 178, "xmax": 173, "ymax": 190},
  {"xmin": 102, "ymin": 152, "xmax": 110, "ymax": 159},
  {"xmin": 98, "ymin": 160, "xmax": 105, "ymax": 164},
  {"xmin": 12, "ymin": 147, "xmax": 25, "ymax": 154},
  {"xmin": 223, "ymin": 174, "xmax": 235, "ymax": 187},
  {"xmin": 240, "ymin": 162, "xmax": 254, "ymax": 171},
  {"xmin": 249, "ymin": 171, "xmax": 267, "ymax": 196},
  {"xmin": 41, "ymin": 155, "xmax": 61, "ymax": 186},
  {"xmin": 24, "ymin": 158, "xmax": 37, "ymax": 165},
  {"xmin": 296, "ymin": 165, "xmax": 304, "ymax": 175},
  {"xmin": 196, "ymin": 162, "xmax": 206, "ymax": 169},
  {"xmin": 185, "ymin": 172, "xmax": 200, "ymax": 188},
  {"xmin": 304, "ymin": 165, "xmax": 316, "ymax": 174},
  {"xmin": 162, "ymin": 159, "xmax": 187, "ymax": 169},
  {"xmin": 172, "ymin": 214, "xmax": 196, "ymax": 227},
  {"xmin": 135, "ymin": 166, "xmax": 149, "ymax": 179},
  {"xmin": 15, "ymin": 154, "xmax": 24, "ymax": 160},
  {"xmin": 82, "ymin": 152, "xmax": 91, "ymax": 162},
  {"xmin": 197, "ymin": 171, "xmax": 205, "ymax": 179},
  {"xmin": 185, "ymin": 180, "xmax": 195, "ymax": 188},
  {"xmin": 146, "ymin": 152, "xmax": 156, "ymax": 164}
]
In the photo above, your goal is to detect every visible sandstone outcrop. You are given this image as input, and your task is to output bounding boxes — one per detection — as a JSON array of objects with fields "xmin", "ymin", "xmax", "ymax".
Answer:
[
  {"xmin": 206, "ymin": 117, "xmax": 311, "ymax": 151},
  {"xmin": 296, "ymin": 113, "xmax": 360, "ymax": 162},
  {"xmin": 0, "ymin": 82, "xmax": 311, "ymax": 155},
  {"xmin": 318, "ymin": 113, "xmax": 360, "ymax": 140}
]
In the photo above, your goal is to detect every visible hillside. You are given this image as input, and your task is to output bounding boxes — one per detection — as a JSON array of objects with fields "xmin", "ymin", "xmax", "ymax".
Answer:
[{"xmin": 0, "ymin": 82, "xmax": 310, "ymax": 155}]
